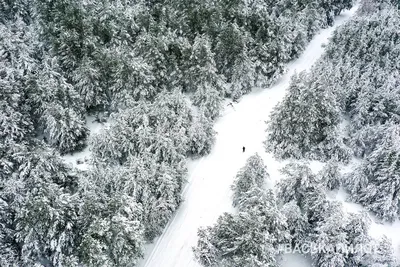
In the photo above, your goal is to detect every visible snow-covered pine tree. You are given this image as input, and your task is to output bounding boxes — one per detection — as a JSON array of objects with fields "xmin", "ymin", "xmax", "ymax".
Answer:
[
  {"xmin": 348, "ymin": 69, "xmax": 400, "ymax": 157},
  {"xmin": 265, "ymin": 70, "xmax": 347, "ymax": 162},
  {"xmin": 297, "ymin": 2, "xmax": 327, "ymax": 41},
  {"xmin": 33, "ymin": 0, "xmax": 88, "ymax": 72},
  {"xmin": 195, "ymin": 178, "xmax": 289, "ymax": 267},
  {"xmin": 301, "ymin": 185, "xmax": 331, "ymax": 227},
  {"xmin": 90, "ymin": 101, "xmax": 153, "ymax": 164},
  {"xmin": 149, "ymin": 91, "xmax": 192, "ymax": 164},
  {"xmin": 0, "ymin": 0, "xmax": 32, "ymax": 22},
  {"xmin": 345, "ymin": 124, "xmax": 400, "ymax": 221},
  {"xmin": 252, "ymin": 13, "xmax": 285, "ymax": 84},
  {"xmin": 78, "ymin": 186, "xmax": 144, "ymax": 267},
  {"xmin": 40, "ymin": 104, "xmax": 88, "ymax": 154},
  {"xmin": 287, "ymin": 16, "xmax": 308, "ymax": 59},
  {"xmin": 78, "ymin": 211, "xmax": 144, "ymax": 267},
  {"xmin": 194, "ymin": 209, "xmax": 282, "ymax": 267},
  {"xmin": 108, "ymin": 49, "xmax": 156, "ymax": 110},
  {"xmin": 92, "ymin": 91, "xmax": 193, "ymax": 165},
  {"xmin": 265, "ymin": 73, "xmax": 309, "ymax": 160},
  {"xmin": 187, "ymin": 35, "xmax": 224, "ymax": 120},
  {"xmin": 71, "ymin": 57, "xmax": 106, "ymax": 110},
  {"xmin": 370, "ymin": 236, "xmax": 398, "ymax": 267},
  {"xmin": 349, "ymin": 123, "xmax": 389, "ymax": 158},
  {"xmin": 138, "ymin": 160, "xmax": 184, "ymax": 239},
  {"xmin": 191, "ymin": 84, "xmax": 223, "ymax": 121},
  {"xmin": 344, "ymin": 212, "xmax": 373, "ymax": 266},
  {"xmin": 89, "ymin": 149, "xmax": 185, "ymax": 241},
  {"xmin": 214, "ymin": 22, "xmax": 247, "ymax": 82},
  {"xmin": 310, "ymin": 201, "xmax": 348, "ymax": 267},
  {"xmin": 281, "ymin": 201, "xmax": 310, "ymax": 246},
  {"xmin": 0, "ymin": 18, "xmax": 36, "ymax": 146},
  {"xmin": 237, "ymin": 188, "xmax": 290, "ymax": 247},
  {"xmin": 187, "ymin": 110, "xmax": 216, "ymax": 157},
  {"xmin": 229, "ymin": 47, "xmax": 257, "ymax": 100},
  {"xmin": 0, "ymin": 85, "xmax": 33, "ymax": 145},
  {"xmin": 3, "ymin": 148, "xmax": 81, "ymax": 266},
  {"xmin": 28, "ymin": 58, "xmax": 88, "ymax": 154},
  {"xmin": 133, "ymin": 28, "xmax": 184, "ymax": 91},
  {"xmin": 350, "ymin": 70, "xmax": 400, "ymax": 130},
  {"xmin": 276, "ymin": 163, "xmax": 320, "ymax": 206},
  {"xmin": 318, "ymin": 160, "xmax": 341, "ymax": 190},
  {"xmin": 231, "ymin": 153, "xmax": 269, "ymax": 207}
]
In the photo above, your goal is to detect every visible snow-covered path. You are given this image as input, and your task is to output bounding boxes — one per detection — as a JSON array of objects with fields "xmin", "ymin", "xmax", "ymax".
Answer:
[{"xmin": 138, "ymin": 6, "xmax": 359, "ymax": 267}]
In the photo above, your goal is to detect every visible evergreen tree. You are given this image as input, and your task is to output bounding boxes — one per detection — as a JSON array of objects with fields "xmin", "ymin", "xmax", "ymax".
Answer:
[
  {"xmin": 194, "ymin": 189, "xmax": 288, "ymax": 267},
  {"xmin": 370, "ymin": 236, "xmax": 398, "ymax": 267},
  {"xmin": 90, "ymin": 101, "xmax": 153, "ymax": 164},
  {"xmin": 265, "ymin": 71, "xmax": 348, "ymax": 162},
  {"xmin": 34, "ymin": 0, "xmax": 88, "ymax": 72},
  {"xmin": 91, "ymin": 91, "xmax": 193, "ymax": 165},
  {"xmin": 344, "ymin": 212, "xmax": 373, "ymax": 266},
  {"xmin": 194, "ymin": 212, "xmax": 280, "ymax": 267},
  {"xmin": 310, "ymin": 202, "xmax": 348, "ymax": 267},
  {"xmin": 318, "ymin": 160, "xmax": 341, "ymax": 190},
  {"xmin": 187, "ymin": 110, "xmax": 216, "ymax": 157},
  {"xmin": 0, "ymin": 18, "xmax": 36, "ymax": 147},
  {"xmin": 276, "ymin": 163, "xmax": 320, "ymax": 206},
  {"xmin": 1, "ymin": 147, "xmax": 81, "ymax": 266},
  {"xmin": 214, "ymin": 22, "xmax": 247, "ymax": 81},
  {"xmin": 231, "ymin": 154, "xmax": 269, "ymax": 207},
  {"xmin": 108, "ymin": 50, "xmax": 156, "ymax": 110},
  {"xmin": 28, "ymin": 58, "xmax": 88, "ymax": 153},
  {"xmin": 229, "ymin": 49, "xmax": 257, "ymax": 100},
  {"xmin": 186, "ymin": 36, "xmax": 224, "ymax": 120},
  {"xmin": 281, "ymin": 201, "xmax": 310, "ymax": 246},
  {"xmin": 345, "ymin": 124, "xmax": 400, "ymax": 221},
  {"xmin": 70, "ymin": 57, "xmax": 105, "ymax": 110},
  {"xmin": 78, "ymin": 184, "xmax": 144, "ymax": 267},
  {"xmin": 349, "ymin": 123, "xmax": 389, "ymax": 158},
  {"xmin": 185, "ymin": 35, "xmax": 222, "ymax": 94}
]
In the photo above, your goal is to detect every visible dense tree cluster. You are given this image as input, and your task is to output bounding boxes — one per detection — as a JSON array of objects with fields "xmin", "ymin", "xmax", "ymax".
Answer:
[
  {"xmin": 194, "ymin": 155, "xmax": 288, "ymax": 267},
  {"xmin": 1, "ymin": 0, "xmax": 355, "ymax": 265},
  {"xmin": 265, "ymin": 1, "xmax": 400, "ymax": 222},
  {"xmin": 345, "ymin": 124, "xmax": 400, "ymax": 222},
  {"xmin": 265, "ymin": 71, "xmax": 351, "ymax": 162},
  {"xmin": 195, "ymin": 161, "xmax": 399, "ymax": 267},
  {"xmin": 266, "ymin": 0, "xmax": 400, "ymax": 160}
]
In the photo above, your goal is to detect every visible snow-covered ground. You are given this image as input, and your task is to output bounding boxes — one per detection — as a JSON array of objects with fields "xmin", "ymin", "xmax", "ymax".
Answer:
[
  {"xmin": 138, "ymin": 5, "xmax": 370, "ymax": 267},
  {"xmin": 62, "ymin": 115, "xmax": 106, "ymax": 170}
]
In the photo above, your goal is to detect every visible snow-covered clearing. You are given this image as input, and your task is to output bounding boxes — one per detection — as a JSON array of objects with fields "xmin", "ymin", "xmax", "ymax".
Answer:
[
  {"xmin": 138, "ymin": 5, "xmax": 375, "ymax": 267},
  {"xmin": 62, "ymin": 115, "xmax": 106, "ymax": 170}
]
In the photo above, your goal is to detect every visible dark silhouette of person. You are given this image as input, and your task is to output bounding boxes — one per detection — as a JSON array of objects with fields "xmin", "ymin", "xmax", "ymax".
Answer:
[{"xmin": 242, "ymin": 146, "xmax": 245, "ymax": 152}]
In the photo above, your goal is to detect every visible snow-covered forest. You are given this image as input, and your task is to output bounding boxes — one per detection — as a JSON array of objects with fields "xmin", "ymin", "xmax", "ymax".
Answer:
[
  {"xmin": 266, "ymin": 0, "xmax": 400, "ymax": 222},
  {"xmin": 1, "ymin": 0, "xmax": 398, "ymax": 266},
  {"xmin": 194, "ymin": 0, "xmax": 400, "ymax": 267}
]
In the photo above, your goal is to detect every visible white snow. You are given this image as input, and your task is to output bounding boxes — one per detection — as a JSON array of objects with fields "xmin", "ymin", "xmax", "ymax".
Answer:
[
  {"xmin": 281, "ymin": 254, "xmax": 312, "ymax": 267},
  {"xmin": 62, "ymin": 115, "xmax": 107, "ymax": 170},
  {"xmin": 138, "ymin": 5, "xmax": 360, "ymax": 267}
]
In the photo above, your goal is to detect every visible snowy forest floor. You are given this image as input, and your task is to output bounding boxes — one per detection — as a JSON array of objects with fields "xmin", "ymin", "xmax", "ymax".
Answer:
[
  {"xmin": 62, "ymin": 4, "xmax": 400, "ymax": 267},
  {"xmin": 62, "ymin": 115, "xmax": 107, "ymax": 171}
]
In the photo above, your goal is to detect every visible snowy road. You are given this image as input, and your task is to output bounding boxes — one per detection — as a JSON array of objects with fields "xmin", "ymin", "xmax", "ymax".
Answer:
[{"xmin": 138, "ymin": 6, "xmax": 359, "ymax": 267}]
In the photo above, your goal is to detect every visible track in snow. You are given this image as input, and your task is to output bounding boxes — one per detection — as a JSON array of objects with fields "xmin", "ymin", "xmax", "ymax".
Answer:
[{"xmin": 138, "ymin": 6, "xmax": 359, "ymax": 267}]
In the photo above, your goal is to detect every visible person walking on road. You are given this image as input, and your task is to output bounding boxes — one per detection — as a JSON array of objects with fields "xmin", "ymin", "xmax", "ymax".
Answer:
[{"xmin": 242, "ymin": 146, "xmax": 245, "ymax": 153}]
